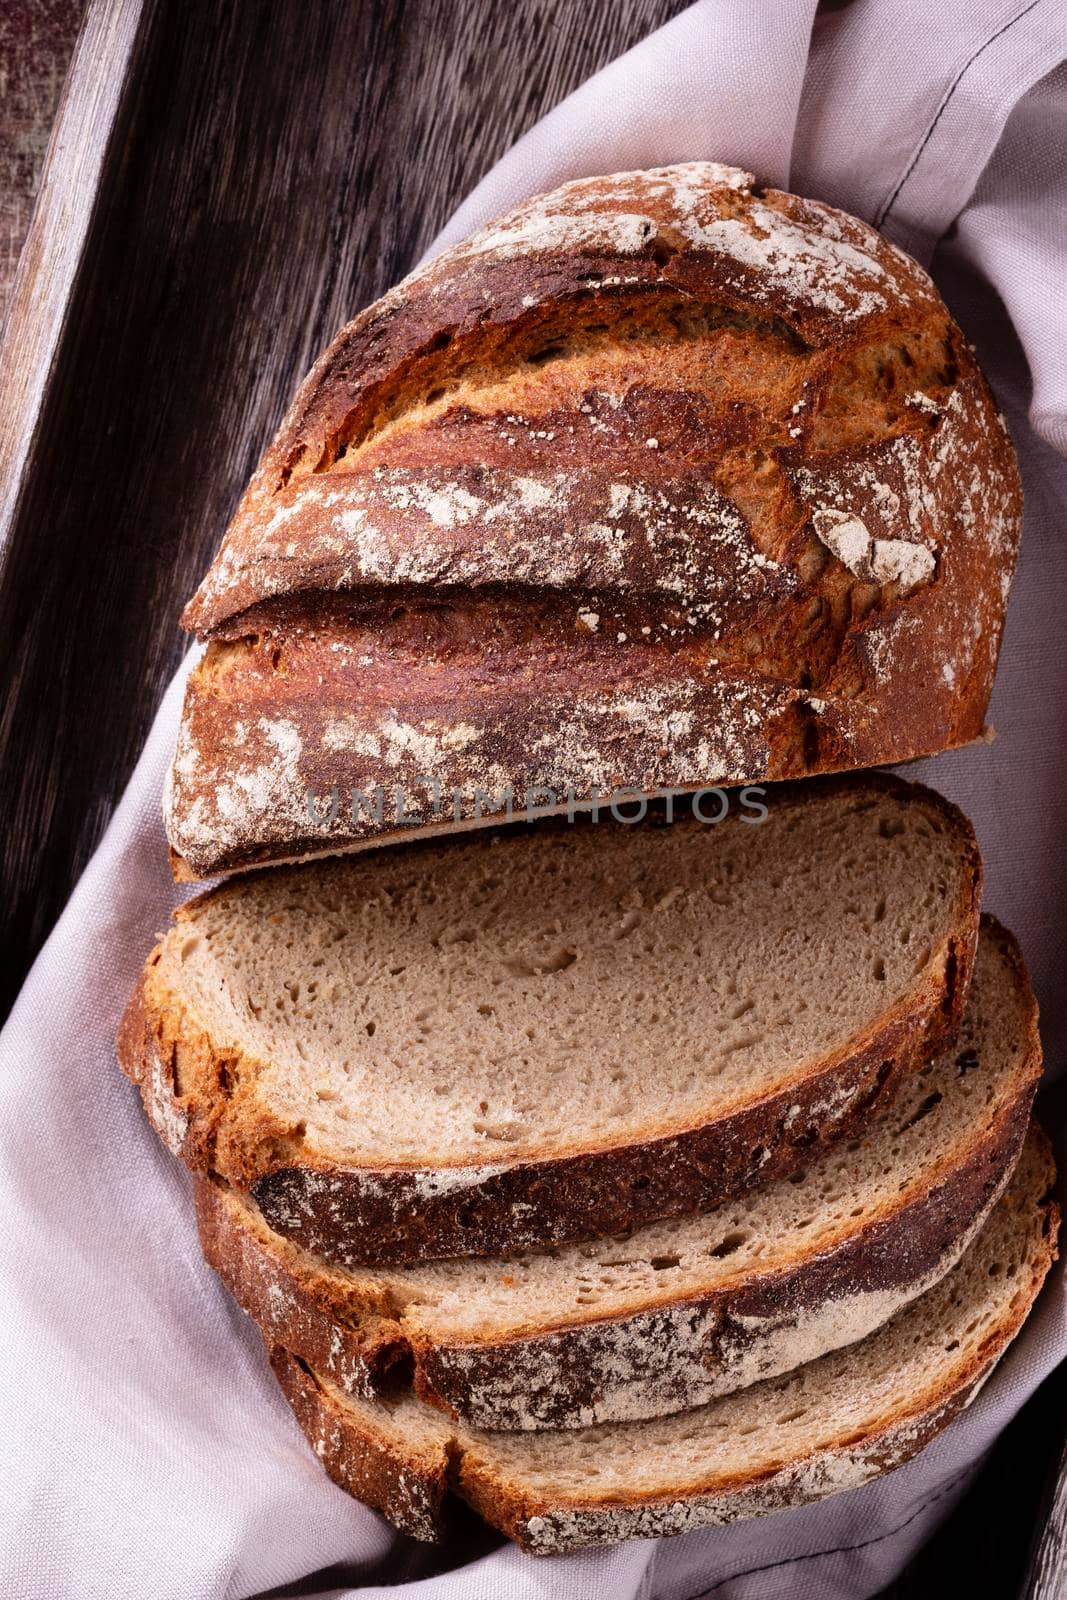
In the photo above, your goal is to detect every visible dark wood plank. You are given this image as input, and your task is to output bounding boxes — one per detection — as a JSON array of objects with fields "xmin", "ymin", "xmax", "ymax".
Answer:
[
  {"xmin": 0, "ymin": 0, "xmax": 150, "ymax": 564},
  {"xmin": 0, "ymin": 0, "xmax": 86, "ymax": 324}
]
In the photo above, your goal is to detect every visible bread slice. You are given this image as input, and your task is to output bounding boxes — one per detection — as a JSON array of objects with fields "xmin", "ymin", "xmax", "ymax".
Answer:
[
  {"xmin": 195, "ymin": 918, "xmax": 1037, "ymax": 1430},
  {"xmin": 120, "ymin": 774, "xmax": 981, "ymax": 1264},
  {"xmin": 266, "ymin": 1128, "xmax": 1057, "ymax": 1551}
]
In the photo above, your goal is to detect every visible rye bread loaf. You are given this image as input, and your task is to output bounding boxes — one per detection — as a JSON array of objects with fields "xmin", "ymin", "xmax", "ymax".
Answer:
[
  {"xmin": 267, "ymin": 1129, "xmax": 1057, "ymax": 1551},
  {"xmin": 166, "ymin": 161, "xmax": 1021, "ymax": 880},
  {"xmin": 195, "ymin": 918, "xmax": 1038, "ymax": 1430},
  {"xmin": 120, "ymin": 774, "xmax": 981, "ymax": 1265}
]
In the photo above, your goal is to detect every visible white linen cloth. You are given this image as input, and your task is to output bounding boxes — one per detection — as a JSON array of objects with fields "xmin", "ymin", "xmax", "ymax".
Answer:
[{"xmin": 2, "ymin": 3, "xmax": 1066, "ymax": 1595}]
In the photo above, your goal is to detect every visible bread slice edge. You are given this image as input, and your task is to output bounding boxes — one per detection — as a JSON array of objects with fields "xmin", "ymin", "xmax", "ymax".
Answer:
[
  {"xmin": 265, "ymin": 1125, "xmax": 1058, "ymax": 1551},
  {"xmin": 120, "ymin": 777, "xmax": 983, "ymax": 1265}
]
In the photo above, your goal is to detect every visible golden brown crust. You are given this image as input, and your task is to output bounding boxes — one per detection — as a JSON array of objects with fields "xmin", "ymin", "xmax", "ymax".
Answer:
[
  {"xmin": 164, "ymin": 163, "xmax": 1021, "ymax": 880},
  {"xmin": 119, "ymin": 773, "xmax": 984, "ymax": 1266}
]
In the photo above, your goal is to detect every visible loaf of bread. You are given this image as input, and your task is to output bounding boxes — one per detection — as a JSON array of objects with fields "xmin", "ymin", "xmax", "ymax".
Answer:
[
  {"xmin": 121, "ymin": 775, "xmax": 981, "ymax": 1265},
  {"xmin": 116, "ymin": 154, "xmax": 1044, "ymax": 1549},
  {"xmin": 194, "ymin": 919, "xmax": 1039, "ymax": 1430},
  {"xmin": 166, "ymin": 161, "xmax": 1021, "ymax": 879},
  {"xmin": 266, "ymin": 1131, "xmax": 1058, "ymax": 1550}
]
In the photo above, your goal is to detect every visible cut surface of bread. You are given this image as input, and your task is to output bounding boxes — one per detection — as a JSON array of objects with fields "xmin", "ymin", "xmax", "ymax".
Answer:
[
  {"xmin": 269, "ymin": 1127, "xmax": 1058, "ymax": 1551},
  {"xmin": 121, "ymin": 774, "xmax": 981, "ymax": 1264},
  {"xmin": 197, "ymin": 918, "xmax": 1038, "ymax": 1429},
  {"xmin": 166, "ymin": 162, "xmax": 1021, "ymax": 880}
]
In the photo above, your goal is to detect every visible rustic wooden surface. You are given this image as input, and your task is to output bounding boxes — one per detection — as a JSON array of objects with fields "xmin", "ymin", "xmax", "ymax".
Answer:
[
  {"xmin": 0, "ymin": 2, "xmax": 1062, "ymax": 1595},
  {"xmin": 0, "ymin": 0, "xmax": 85, "ymax": 323}
]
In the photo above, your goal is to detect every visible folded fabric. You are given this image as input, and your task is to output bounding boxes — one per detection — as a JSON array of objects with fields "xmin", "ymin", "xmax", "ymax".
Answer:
[{"xmin": 0, "ymin": 3, "xmax": 1065, "ymax": 1598}]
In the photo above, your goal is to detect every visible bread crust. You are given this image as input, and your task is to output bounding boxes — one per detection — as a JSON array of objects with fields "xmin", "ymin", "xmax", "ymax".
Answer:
[
  {"xmin": 263, "ymin": 1128, "xmax": 1058, "ymax": 1550},
  {"xmin": 119, "ymin": 774, "xmax": 983, "ymax": 1266},
  {"xmin": 164, "ymin": 163, "xmax": 1021, "ymax": 881},
  {"xmin": 269, "ymin": 1348, "xmax": 450, "ymax": 1543},
  {"xmin": 195, "ymin": 1015, "xmax": 1036, "ymax": 1429}
]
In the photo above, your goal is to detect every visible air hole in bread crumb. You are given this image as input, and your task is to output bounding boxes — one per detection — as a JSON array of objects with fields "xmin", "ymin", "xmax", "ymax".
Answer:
[
  {"xmin": 709, "ymin": 1230, "xmax": 750, "ymax": 1259},
  {"xmin": 724, "ymin": 1034, "xmax": 762, "ymax": 1055},
  {"xmin": 894, "ymin": 1093, "xmax": 943, "ymax": 1133},
  {"xmin": 474, "ymin": 1120, "xmax": 526, "ymax": 1141},
  {"xmin": 526, "ymin": 343, "xmax": 569, "ymax": 366},
  {"xmin": 503, "ymin": 947, "xmax": 578, "ymax": 977}
]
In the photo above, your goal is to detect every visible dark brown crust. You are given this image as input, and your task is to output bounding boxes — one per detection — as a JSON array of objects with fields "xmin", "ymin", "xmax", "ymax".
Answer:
[
  {"xmin": 202, "ymin": 170, "xmax": 946, "ymax": 525},
  {"xmin": 195, "ymin": 1008, "xmax": 1036, "ymax": 1429},
  {"xmin": 262, "ymin": 1129, "xmax": 1059, "ymax": 1552},
  {"xmin": 268, "ymin": 1347, "xmax": 451, "ymax": 1543},
  {"xmin": 419, "ymin": 1060, "xmax": 1033, "ymax": 1426},
  {"xmin": 249, "ymin": 973, "xmax": 962, "ymax": 1266},
  {"xmin": 163, "ymin": 164, "xmax": 1022, "ymax": 882},
  {"xmin": 194, "ymin": 1177, "xmax": 404, "ymax": 1402},
  {"xmin": 119, "ymin": 773, "xmax": 984, "ymax": 1266}
]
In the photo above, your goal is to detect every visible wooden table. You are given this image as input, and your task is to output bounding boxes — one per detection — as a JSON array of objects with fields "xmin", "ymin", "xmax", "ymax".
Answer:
[{"xmin": 1, "ymin": 3, "xmax": 1062, "ymax": 1593}]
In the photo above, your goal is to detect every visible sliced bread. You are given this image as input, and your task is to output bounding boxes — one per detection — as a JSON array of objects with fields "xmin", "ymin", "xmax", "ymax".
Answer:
[
  {"xmin": 120, "ymin": 774, "xmax": 981, "ymax": 1264},
  {"xmin": 196, "ymin": 918, "xmax": 1038, "ymax": 1429},
  {"xmin": 268, "ymin": 1128, "xmax": 1058, "ymax": 1551}
]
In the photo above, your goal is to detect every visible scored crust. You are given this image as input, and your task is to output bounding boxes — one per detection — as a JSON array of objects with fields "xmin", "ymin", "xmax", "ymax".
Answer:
[
  {"xmin": 165, "ymin": 162, "xmax": 1021, "ymax": 880},
  {"xmin": 120, "ymin": 775, "xmax": 983, "ymax": 1267},
  {"xmin": 265, "ymin": 1128, "xmax": 1058, "ymax": 1551}
]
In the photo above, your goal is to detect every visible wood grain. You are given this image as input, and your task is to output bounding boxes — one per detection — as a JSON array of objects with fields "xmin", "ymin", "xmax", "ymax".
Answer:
[
  {"xmin": 0, "ymin": 0, "xmax": 148, "ymax": 552},
  {"xmin": 0, "ymin": 0, "xmax": 85, "ymax": 324}
]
